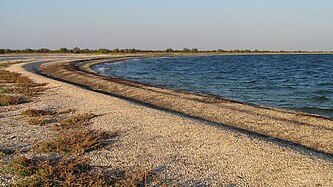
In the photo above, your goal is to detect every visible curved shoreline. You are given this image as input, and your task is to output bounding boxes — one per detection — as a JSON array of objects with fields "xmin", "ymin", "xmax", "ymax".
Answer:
[
  {"xmin": 3, "ymin": 56, "xmax": 333, "ymax": 186},
  {"xmin": 36, "ymin": 56, "xmax": 333, "ymax": 155},
  {"xmin": 87, "ymin": 56, "xmax": 333, "ymax": 120}
]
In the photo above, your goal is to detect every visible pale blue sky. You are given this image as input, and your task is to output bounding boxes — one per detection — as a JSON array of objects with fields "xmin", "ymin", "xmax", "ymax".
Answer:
[{"xmin": 0, "ymin": 0, "xmax": 332, "ymax": 50}]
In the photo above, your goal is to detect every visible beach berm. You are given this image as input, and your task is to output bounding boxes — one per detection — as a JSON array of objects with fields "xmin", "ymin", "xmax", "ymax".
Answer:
[{"xmin": 1, "ymin": 55, "xmax": 332, "ymax": 186}]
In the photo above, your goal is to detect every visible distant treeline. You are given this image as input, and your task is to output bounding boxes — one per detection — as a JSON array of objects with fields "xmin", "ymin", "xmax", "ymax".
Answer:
[{"xmin": 0, "ymin": 47, "xmax": 331, "ymax": 54}]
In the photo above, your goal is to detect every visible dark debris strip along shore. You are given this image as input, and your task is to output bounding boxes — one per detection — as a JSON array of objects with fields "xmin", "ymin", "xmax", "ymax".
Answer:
[{"xmin": 94, "ymin": 54, "xmax": 333, "ymax": 119}]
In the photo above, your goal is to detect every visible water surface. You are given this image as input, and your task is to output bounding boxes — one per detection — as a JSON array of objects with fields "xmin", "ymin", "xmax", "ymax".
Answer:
[
  {"xmin": 94, "ymin": 54, "xmax": 333, "ymax": 119},
  {"xmin": 0, "ymin": 56, "xmax": 26, "ymax": 61}
]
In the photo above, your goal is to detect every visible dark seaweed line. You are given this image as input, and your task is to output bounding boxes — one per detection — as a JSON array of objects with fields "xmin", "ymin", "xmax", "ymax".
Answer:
[{"xmin": 22, "ymin": 60, "xmax": 333, "ymax": 160}]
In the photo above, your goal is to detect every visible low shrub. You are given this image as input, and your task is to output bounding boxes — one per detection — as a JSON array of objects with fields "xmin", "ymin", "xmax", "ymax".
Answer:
[
  {"xmin": 8, "ymin": 155, "xmax": 107, "ymax": 186},
  {"xmin": 0, "ymin": 94, "xmax": 26, "ymax": 106},
  {"xmin": 34, "ymin": 129, "xmax": 115, "ymax": 155},
  {"xmin": 27, "ymin": 117, "xmax": 47, "ymax": 126},
  {"xmin": 56, "ymin": 113, "xmax": 96, "ymax": 129},
  {"xmin": 21, "ymin": 109, "xmax": 56, "ymax": 117}
]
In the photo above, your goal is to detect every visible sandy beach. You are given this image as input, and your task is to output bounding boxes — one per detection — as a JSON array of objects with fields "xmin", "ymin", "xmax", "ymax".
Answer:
[{"xmin": 1, "ymin": 55, "xmax": 333, "ymax": 186}]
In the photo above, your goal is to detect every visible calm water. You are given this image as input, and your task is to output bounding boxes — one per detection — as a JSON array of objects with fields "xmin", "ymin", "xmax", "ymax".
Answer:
[
  {"xmin": 94, "ymin": 54, "xmax": 333, "ymax": 119},
  {"xmin": 0, "ymin": 56, "xmax": 26, "ymax": 61}
]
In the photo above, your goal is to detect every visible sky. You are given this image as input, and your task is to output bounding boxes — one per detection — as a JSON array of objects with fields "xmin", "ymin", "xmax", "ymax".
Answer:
[{"xmin": 0, "ymin": 0, "xmax": 332, "ymax": 51}]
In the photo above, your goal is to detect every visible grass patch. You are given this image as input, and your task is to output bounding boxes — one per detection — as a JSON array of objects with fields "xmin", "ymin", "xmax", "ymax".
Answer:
[
  {"xmin": 27, "ymin": 117, "xmax": 47, "ymax": 126},
  {"xmin": 117, "ymin": 168, "xmax": 163, "ymax": 187},
  {"xmin": 55, "ymin": 113, "xmax": 96, "ymax": 129},
  {"xmin": 7, "ymin": 155, "xmax": 108, "ymax": 186},
  {"xmin": 0, "ymin": 94, "xmax": 26, "ymax": 106},
  {"xmin": 21, "ymin": 109, "xmax": 56, "ymax": 117},
  {"xmin": 21, "ymin": 109, "xmax": 57, "ymax": 126},
  {"xmin": 34, "ymin": 129, "xmax": 115, "ymax": 155},
  {"xmin": 0, "ymin": 67, "xmax": 166, "ymax": 185},
  {"xmin": 0, "ymin": 86, "xmax": 16, "ymax": 94},
  {"xmin": 7, "ymin": 154, "xmax": 163, "ymax": 187},
  {"xmin": 0, "ymin": 70, "xmax": 47, "ymax": 106},
  {"xmin": 0, "ymin": 70, "xmax": 46, "ymax": 96},
  {"xmin": 6, "ymin": 154, "xmax": 162, "ymax": 187},
  {"xmin": 15, "ymin": 85, "xmax": 48, "ymax": 96},
  {"xmin": 0, "ymin": 70, "xmax": 21, "ymax": 83}
]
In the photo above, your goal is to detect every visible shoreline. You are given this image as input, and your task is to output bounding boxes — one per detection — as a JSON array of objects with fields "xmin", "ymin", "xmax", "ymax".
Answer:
[
  {"xmin": 2, "ymin": 55, "xmax": 333, "ymax": 186},
  {"xmin": 37, "ymin": 56, "xmax": 333, "ymax": 155},
  {"xmin": 87, "ymin": 56, "xmax": 333, "ymax": 121}
]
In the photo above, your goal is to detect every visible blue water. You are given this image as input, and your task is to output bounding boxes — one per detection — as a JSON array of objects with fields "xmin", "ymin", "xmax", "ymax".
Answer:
[{"xmin": 94, "ymin": 54, "xmax": 333, "ymax": 119}]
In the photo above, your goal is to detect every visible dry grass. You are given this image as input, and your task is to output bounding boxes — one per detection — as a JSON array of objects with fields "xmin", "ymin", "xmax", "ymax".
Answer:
[
  {"xmin": 0, "ymin": 71, "xmax": 161, "ymax": 186},
  {"xmin": 55, "ymin": 113, "xmax": 96, "ymax": 129},
  {"xmin": 21, "ymin": 109, "xmax": 56, "ymax": 126},
  {"xmin": 0, "ymin": 70, "xmax": 47, "ymax": 106},
  {"xmin": 21, "ymin": 109, "xmax": 56, "ymax": 117},
  {"xmin": 0, "ymin": 94, "xmax": 26, "ymax": 106},
  {"xmin": 21, "ymin": 109, "xmax": 76, "ymax": 126},
  {"xmin": 7, "ymin": 155, "xmax": 107, "ymax": 186},
  {"xmin": 34, "ymin": 129, "xmax": 115, "ymax": 155},
  {"xmin": 3, "ymin": 107, "xmax": 163, "ymax": 186},
  {"xmin": 0, "ymin": 85, "xmax": 16, "ymax": 94},
  {"xmin": 15, "ymin": 85, "xmax": 48, "ymax": 97},
  {"xmin": 117, "ymin": 168, "xmax": 166, "ymax": 187},
  {"xmin": 27, "ymin": 117, "xmax": 47, "ymax": 126},
  {"xmin": 0, "ymin": 70, "xmax": 21, "ymax": 83},
  {"xmin": 0, "ymin": 64, "xmax": 164, "ymax": 186},
  {"xmin": 0, "ymin": 62, "xmax": 12, "ymax": 69},
  {"xmin": 57, "ymin": 108, "xmax": 75, "ymax": 115},
  {"xmin": 6, "ymin": 154, "xmax": 163, "ymax": 187}
]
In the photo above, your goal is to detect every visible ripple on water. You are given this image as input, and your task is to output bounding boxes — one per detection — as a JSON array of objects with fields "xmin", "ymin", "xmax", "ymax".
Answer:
[{"xmin": 94, "ymin": 54, "xmax": 333, "ymax": 119}]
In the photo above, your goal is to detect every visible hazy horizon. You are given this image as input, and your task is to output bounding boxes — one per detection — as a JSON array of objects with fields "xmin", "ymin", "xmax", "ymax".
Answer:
[{"xmin": 1, "ymin": 0, "xmax": 332, "ymax": 51}]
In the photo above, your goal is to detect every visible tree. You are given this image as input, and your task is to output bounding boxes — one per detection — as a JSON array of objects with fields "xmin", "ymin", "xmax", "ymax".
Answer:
[
  {"xmin": 165, "ymin": 48, "xmax": 174, "ymax": 53},
  {"xmin": 98, "ymin": 48, "xmax": 109, "ymax": 54},
  {"xmin": 129, "ymin": 48, "xmax": 137, "ymax": 53},
  {"xmin": 37, "ymin": 48, "xmax": 50, "ymax": 53},
  {"xmin": 72, "ymin": 47, "xmax": 81, "ymax": 54},
  {"xmin": 182, "ymin": 48, "xmax": 191, "ymax": 52},
  {"xmin": 112, "ymin": 48, "xmax": 120, "ymax": 53},
  {"xmin": 191, "ymin": 48, "xmax": 199, "ymax": 53},
  {"xmin": 4, "ymin": 49, "xmax": 12, "ymax": 53},
  {"xmin": 81, "ymin": 48, "xmax": 91, "ymax": 53},
  {"xmin": 0, "ymin": 49, "xmax": 5, "ymax": 54},
  {"xmin": 23, "ymin": 48, "xmax": 33, "ymax": 53},
  {"xmin": 59, "ymin": 47, "xmax": 68, "ymax": 53}
]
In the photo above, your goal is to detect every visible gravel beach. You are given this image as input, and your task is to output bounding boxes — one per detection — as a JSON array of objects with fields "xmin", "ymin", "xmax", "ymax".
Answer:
[{"xmin": 1, "ymin": 55, "xmax": 333, "ymax": 186}]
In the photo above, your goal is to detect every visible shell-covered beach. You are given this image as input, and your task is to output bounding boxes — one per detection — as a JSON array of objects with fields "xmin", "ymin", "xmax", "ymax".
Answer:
[{"xmin": 1, "ymin": 55, "xmax": 332, "ymax": 186}]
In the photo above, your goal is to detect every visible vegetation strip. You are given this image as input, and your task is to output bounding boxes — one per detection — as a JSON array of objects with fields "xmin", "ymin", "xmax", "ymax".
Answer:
[
  {"xmin": 0, "ymin": 64, "xmax": 47, "ymax": 106},
  {"xmin": 2, "ymin": 47, "xmax": 332, "ymax": 54}
]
